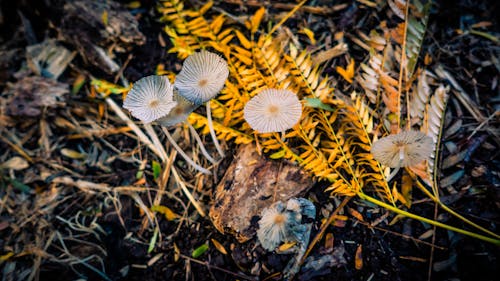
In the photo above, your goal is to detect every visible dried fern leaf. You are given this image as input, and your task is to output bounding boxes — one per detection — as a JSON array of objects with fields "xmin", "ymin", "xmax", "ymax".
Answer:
[
  {"xmin": 424, "ymin": 84, "xmax": 450, "ymax": 182},
  {"xmin": 405, "ymin": 1, "xmax": 431, "ymax": 79},
  {"xmin": 409, "ymin": 70, "xmax": 432, "ymax": 120},
  {"xmin": 188, "ymin": 113, "xmax": 253, "ymax": 144}
]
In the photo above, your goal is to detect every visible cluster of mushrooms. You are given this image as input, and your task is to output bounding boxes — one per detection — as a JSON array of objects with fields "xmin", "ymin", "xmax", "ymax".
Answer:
[
  {"xmin": 123, "ymin": 50, "xmax": 304, "ymax": 174},
  {"xmin": 122, "ymin": 50, "xmax": 434, "ymax": 253}
]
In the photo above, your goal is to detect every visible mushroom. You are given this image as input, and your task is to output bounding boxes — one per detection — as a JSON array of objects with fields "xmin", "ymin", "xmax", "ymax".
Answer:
[
  {"xmin": 123, "ymin": 75, "xmax": 213, "ymax": 174},
  {"xmin": 244, "ymin": 88, "xmax": 302, "ymax": 133},
  {"xmin": 257, "ymin": 198, "xmax": 316, "ymax": 251},
  {"xmin": 257, "ymin": 201, "xmax": 290, "ymax": 251},
  {"xmin": 174, "ymin": 50, "xmax": 229, "ymax": 158},
  {"xmin": 174, "ymin": 50, "xmax": 229, "ymax": 105},
  {"xmin": 123, "ymin": 75, "xmax": 177, "ymax": 123},
  {"xmin": 157, "ymin": 91, "xmax": 199, "ymax": 127},
  {"xmin": 371, "ymin": 130, "xmax": 434, "ymax": 180}
]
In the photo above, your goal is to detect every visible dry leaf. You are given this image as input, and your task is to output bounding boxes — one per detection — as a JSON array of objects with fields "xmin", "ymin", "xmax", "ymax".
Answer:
[
  {"xmin": 348, "ymin": 208, "xmax": 364, "ymax": 222},
  {"xmin": 1, "ymin": 157, "xmax": 29, "ymax": 170},
  {"xmin": 355, "ymin": 244, "xmax": 363, "ymax": 270},
  {"xmin": 211, "ymin": 239, "xmax": 228, "ymax": 255},
  {"xmin": 151, "ymin": 205, "xmax": 180, "ymax": 221},
  {"xmin": 60, "ymin": 148, "xmax": 86, "ymax": 159},
  {"xmin": 325, "ymin": 233, "xmax": 334, "ymax": 251},
  {"xmin": 336, "ymin": 58, "xmax": 355, "ymax": 83}
]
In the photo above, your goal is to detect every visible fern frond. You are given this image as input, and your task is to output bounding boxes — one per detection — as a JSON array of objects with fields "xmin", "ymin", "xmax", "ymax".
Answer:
[
  {"xmin": 357, "ymin": 52, "xmax": 383, "ymax": 103},
  {"xmin": 423, "ymin": 85, "xmax": 449, "ymax": 182},
  {"xmin": 409, "ymin": 70, "xmax": 432, "ymax": 120},
  {"xmin": 340, "ymin": 92, "xmax": 394, "ymax": 202},
  {"xmin": 188, "ymin": 112, "xmax": 253, "ymax": 144},
  {"xmin": 405, "ymin": 1, "xmax": 431, "ymax": 78},
  {"xmin": 388, "ymin": 0, "xmax": 408, "ymax": 20}
]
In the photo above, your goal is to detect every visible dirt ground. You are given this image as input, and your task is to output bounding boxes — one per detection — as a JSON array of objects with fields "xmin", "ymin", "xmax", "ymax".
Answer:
[{"xmin": 0, "ymin": 0, "xmax": 499, "ymax": 280}]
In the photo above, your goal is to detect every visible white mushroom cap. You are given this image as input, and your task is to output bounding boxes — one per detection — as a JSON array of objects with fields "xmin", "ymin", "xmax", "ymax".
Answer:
[
  {"xmin": 123, "ymin": 75, "xmax": 177, "ymax": 123},
  {"xmin": 244, "ymin": 89, "xmax": 302, "ymax": 133},
  {"xmin": 257, "ymin": 198, "xmax": 316, "ymax": 251},
  {"xmin": 257, "ymin": 201, "xmax": 290, "ymax": 251},
  {"xmin": 371, "ymin": 130, "xmax": 434, "ymax": 168},
  {"xmin": 156, "ymin": 91, "xmax": 200, "ymax": 126},
  {"xmin": 174, "ymin": 50, "xmax": 229, "ymax": 105}
]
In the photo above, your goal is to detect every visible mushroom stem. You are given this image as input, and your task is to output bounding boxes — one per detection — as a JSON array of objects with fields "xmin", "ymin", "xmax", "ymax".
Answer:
[
  {"xmin": 206, "ymin": 101, "xmax": 225, "ymax": 158},
  {"xmin": 186, "ymin": 121, "xmax": 217, "ymax": 165},
  {"xmin": 386, "ymin": 165, "xmax": 401, "ymax": 182},
  {"xmin": 161, "ymin": 126, "xmax": 211, "ymax": 175}
]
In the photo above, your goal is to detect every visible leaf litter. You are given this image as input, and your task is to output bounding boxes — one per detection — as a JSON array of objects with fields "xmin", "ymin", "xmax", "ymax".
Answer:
[{"xmin": 0, "ymin": 0, "xmax": 499, "ymax": 280}]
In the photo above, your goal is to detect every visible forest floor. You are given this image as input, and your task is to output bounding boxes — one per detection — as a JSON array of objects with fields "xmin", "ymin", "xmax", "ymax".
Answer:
[{"xmin": 0, "ymin": 0, "xmax": 499, "ymax": 280}]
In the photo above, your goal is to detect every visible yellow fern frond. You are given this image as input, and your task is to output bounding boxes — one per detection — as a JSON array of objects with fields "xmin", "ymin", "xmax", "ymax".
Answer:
[{"xmin": 188, "ymin": 113, "xmax": 253, "ymax": 144}]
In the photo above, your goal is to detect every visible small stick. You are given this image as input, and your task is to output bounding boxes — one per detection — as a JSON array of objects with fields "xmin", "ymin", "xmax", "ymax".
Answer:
[
  {"xmin": 169, "ymin": 156, "xmax": 206, "ymax": 217},
  {"xmin": 161, "ymin": 126, "xmax": 211, "ymax": 175},
  {"xmin": 187, "ymin": 121, "xmax": 217, "ymax": 164}
]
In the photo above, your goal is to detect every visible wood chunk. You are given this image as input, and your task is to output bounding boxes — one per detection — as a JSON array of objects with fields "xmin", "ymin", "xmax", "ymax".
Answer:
[
  {"xmin": 4, "ymin": 76, "xmax": 68, "ymax": 117},
  {"xmin": 26, "ymin": 39, "xmax": 76, "ymax": 79},
  {"xmin": 59, "ymin": 0, "xmax": 145, "ymax": 73},
  {"xmin": 210, "ymin": 143, "xmax": 314, "ymax": 242}
]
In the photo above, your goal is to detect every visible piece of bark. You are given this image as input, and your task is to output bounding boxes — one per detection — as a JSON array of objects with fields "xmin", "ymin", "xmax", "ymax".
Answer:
[
  {"xmin": 4, "ymin": 76, "xmax": 68, "ymax": 117},
  {"xmin": 210, "ymin": 143, "xmax": 314, "ymax": 242},
  {"xmin": 26, "ymin": 39, "xmax": 76, "ymax": 79},
  {"xmin": 59, "ymin": 0, "xmax": 145, "ymax": 73}
]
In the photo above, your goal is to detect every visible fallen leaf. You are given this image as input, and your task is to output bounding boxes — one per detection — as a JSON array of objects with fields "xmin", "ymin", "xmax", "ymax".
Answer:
[
  {"xmin": 355, "ymin": 244, "xmax": 363, "ymax": 270},
  {"xmin": 325, "ymin": 233, "xmax": 334, "ymax": 251},
  {"xmin": 348, "ymin": 208, "xmax": 364, "ymax": 222},
  {"xmin": 336, "ymin": 58, "xmax": 355, "ymax": 83},
  {"xmin": 151, "ymin": 205, "xmax": 180, "ymax": 221},
  {"xmin": 211, "ymin": 239, "xmax": 228, "ymax": 255},
  {"xmin": 300, "ymin": 27, "xmax": 316, "ymax": 44},
  {"xmin": 1, "ymin": 156, "xmax": 29, "ymax": 170},
  {"xmin": 440, "ymin": 170, "xmax": 465, "ymax": 187},
  {"xmin": 60, "ymin": 148, "xmax": 86, "ymax": 160},
  {"xmin": 192, "ymin": 244, "xmax": 209, "ymax": 258}
]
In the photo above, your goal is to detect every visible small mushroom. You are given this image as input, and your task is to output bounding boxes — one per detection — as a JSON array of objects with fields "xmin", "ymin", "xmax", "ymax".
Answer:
[
  {"xmin": 257, "ymin": 201, "xmax": 290, "ymax": 251},
  {"xmin": 371, "ymin": 130, "xmax": 434, "ymax": 181},
  {"xmin": 371, "ymin": 130, "xmax": 434, "ymax": 168},
  {"xmin": 156, "ymin": 91, "xmax": 199, "ymax": 127},
  {"xmin": 123, "ymin": 75, "xmax": 177, "ymax": 123},
  {"xmin": 257, "ymin": 198, "xmax": 316, "ymax": 251},
  {"xmin": 174, "ymin": 50, "xmax": 229, "ymax": 158},
  {"xmin": 244, "ymin": 88, "xmax": 302, "ymax": 133},
  {"xmin": 122, "ymin": 75, "xmax": 213, "ymax": 175},
  {"xmin": 174, "ymin": 50, "xmax": 229, "ymax": 105}
]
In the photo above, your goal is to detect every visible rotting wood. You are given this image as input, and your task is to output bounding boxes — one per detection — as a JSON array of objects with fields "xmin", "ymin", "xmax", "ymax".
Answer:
[{"xmin": 210, "ymin": 142, "xmax": 314, "ymax": 242}]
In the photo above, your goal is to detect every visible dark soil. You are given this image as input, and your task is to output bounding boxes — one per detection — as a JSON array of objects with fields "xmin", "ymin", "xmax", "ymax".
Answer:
[{"xmin": 1, "ymin": 0, "xmax": 499, "ymax": 281}]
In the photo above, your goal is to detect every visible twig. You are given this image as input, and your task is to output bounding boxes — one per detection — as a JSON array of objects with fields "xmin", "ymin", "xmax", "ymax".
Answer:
[
  {"xmin": 355, "ymin": 220, "xmax": 447, "ymax": 250},
  {"xmin": 467, "ymin": 110, "xmax": 499, "ymax": 140},
  {"xmin": 187, "ymin": 121, "xmax": 217, "ymax": 164},
  {"xmin": 179, "ymin": 254, "xmax": 258, "ymax": 280},
  {"xmin": 161, "ymin": 126, "xmax": 211, "ymax": 175},
  {"xmin": 300, "ymin": 196, "xmax": 352, "ymax": 264}
]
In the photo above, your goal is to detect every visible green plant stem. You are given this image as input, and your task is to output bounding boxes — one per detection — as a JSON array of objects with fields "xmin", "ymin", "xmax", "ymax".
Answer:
[
  {"xmin": 357, "ymin": 192, "xmax": 500, "ymax": 245},
  {"xmin": 414, "ymin": 180, "xmax": 500, "ymax": 240}
]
